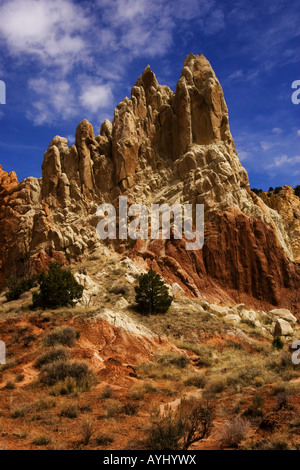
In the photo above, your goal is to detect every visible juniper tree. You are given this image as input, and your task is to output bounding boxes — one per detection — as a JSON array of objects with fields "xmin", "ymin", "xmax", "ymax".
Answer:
[
  {"xmin": 32, "ymin": 262, "xmax": 84, "ymax": 309},
  {"xmin": 135, "ymin": 269, "xmax": 173, "ymax": 315}
]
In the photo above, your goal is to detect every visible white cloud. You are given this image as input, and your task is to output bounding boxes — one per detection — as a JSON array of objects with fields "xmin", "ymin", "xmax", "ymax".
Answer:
[
  {"xmin": 98, "ymin": 0, "xmax": 175, "ymax": 57},
  {"xmin": 272, "ymin": 127, "xmax": 283, "ymax": 135},
  {"xmin": 79, "ymin": 84, "xmax": 113, "ymax": 113},
  {"xmin": 0, "ymin": 0, "xmax": 225, "ymax": 124},
  {"xmin": 271, "ymin": 155, "xmax": 300, "ymax": 168},
  {"xmin": 260, "ymin": 141, "xmax": 274, "ymax": 151},
  {"xmin": 227, "ymin": 70, "xmax": 244, "ymax": 81},
  {"xmin": 237, "ymin": 149, "xmax": 249, "ymax": 161},
  {"xmin": 66, "ymin": 135, "xmax": 75, "ymax": 145},
  {"xmin": 297, "ymin": 129, "xmax": 300, "ymax": 137},
  {"xmin": 0, "ymin": 0, "xmax": 89, "ymax": 67},
  {"xmin": 27, "ymin": 78, "xmax": 77, "ymax": 125},
  {"xmin": 224, "ymin": 68, "xmax": 259, "ymax": 86}
]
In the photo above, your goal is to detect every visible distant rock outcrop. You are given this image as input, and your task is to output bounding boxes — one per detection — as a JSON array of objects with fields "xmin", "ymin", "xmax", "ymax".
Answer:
[
  {"xmin": 0, "ymin": 54, "xmax": 299, "ymax": 315},
  {"xmin": 260, "ymin": 186, "xmax": 300, "ymax": 263}
]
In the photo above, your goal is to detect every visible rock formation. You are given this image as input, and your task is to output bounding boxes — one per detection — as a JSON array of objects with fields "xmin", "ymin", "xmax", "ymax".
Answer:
[
  {"xmin": 260, "ymin": 186, "xmax": 300, "ymax": 263},
  {"xmin": 0, "ymin": 54, "xmax": 299, "ymax": 315}
]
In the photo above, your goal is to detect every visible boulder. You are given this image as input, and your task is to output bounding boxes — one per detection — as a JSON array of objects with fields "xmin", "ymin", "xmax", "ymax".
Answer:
[
  {"xmin": 224, "ymin": 314, "xmax": 241, "ymax": 324},
  {"xmin": 172, "ymin": 282, "xmax": 185, "ymax": 298},
  {"xmin": 273, "ymin": 319, "xmax": 294, "ymax": 337},
  {"xmin": 208, "ymin": 304, "xmax": 231, "ymax": 316},
  {"xmin": 269, "ymin": 308, "xmax": 297, "ymax": 324},
  {"xmin": 240, "ymin": 309, "xmax": 258, "ymax": 323}
]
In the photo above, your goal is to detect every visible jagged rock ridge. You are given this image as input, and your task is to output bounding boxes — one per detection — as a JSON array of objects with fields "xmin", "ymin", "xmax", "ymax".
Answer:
[
  {"xmin": 0, "ymin": 54, "xmax": 299, "ymax": 314},
  {"xmin": 260, "ymin": 186, "xmax": 300, "ymax": 263}
]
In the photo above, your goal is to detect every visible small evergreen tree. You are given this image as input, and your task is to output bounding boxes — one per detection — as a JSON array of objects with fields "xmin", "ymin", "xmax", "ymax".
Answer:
[
  {"xmin": 251, "ymin": 188, "xmax": 262, "ymax": 195},
  {"xmin": 135, "ymin": 269, "xmax": 173, "ymax": 315},
  {"xmin": 272, "ymin": 336, "xmax": 284, "ymax": 350},
  {"xmin": 32, "ymin": 262, "xmax": 84, "ymax": 309},
  {"xmin": 294, "ymin": 185, "xmax": 300, "ymax": 198}
]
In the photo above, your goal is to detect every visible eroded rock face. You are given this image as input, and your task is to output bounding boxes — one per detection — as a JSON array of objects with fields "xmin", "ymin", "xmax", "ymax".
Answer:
[
  {"xmin": 0, "ymin": 54, "xmax": 299, "ymax": 315},
  {"xmin": 260, "ymin": 186, "xmax": 300, "ymax": 262}
]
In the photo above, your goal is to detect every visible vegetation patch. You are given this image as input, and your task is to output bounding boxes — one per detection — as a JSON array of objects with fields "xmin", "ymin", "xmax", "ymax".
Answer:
[
  {"xmin": 40, "ymin": 360, "xmax": 97, "ymax": 393},
  {"xmin": 43, "ymin": 327, "xmax": 80, "ymax": 348},
  {"xmin": 34, "ymin": 347, "xmax": 70, "ymax": 369},
  {"xmin": 32, "ymin": 262, "xmax": 84, "ymax": 309}
]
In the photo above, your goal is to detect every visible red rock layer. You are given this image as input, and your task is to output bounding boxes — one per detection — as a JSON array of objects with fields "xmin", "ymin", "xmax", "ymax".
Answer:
[{"xmin": 132, "ymin": 209, "xmax": 300, "ymax": 315}]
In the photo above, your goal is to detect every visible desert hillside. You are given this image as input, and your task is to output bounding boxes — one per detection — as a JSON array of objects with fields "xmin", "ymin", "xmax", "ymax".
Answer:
[
  {"xmin": 0, "ymin": 54, "xmax": 299, "ymax": 451},
  {"xmin": 0, "ymin": 253, "xmax": 300, "ymax": 450}
]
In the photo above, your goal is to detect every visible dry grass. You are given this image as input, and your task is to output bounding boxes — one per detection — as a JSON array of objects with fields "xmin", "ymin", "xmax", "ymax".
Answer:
[{"xmin": 220, "ymin": 417, "xmax": 251, "ymax": 448}]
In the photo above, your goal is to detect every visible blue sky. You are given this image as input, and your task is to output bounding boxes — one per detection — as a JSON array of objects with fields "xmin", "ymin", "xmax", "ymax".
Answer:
[{"xmin": 0, "ymin": 0, "xmax": 299, "ymax": 189}]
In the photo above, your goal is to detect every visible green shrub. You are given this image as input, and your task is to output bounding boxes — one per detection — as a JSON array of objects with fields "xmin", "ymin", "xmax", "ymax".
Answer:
[
  {"xmin": 40, "ymin": 360, "xmax": 97, "ymax": 392},
  {"xmin": 15, "ymin": 374, "xmax": 25, "ymax": 383},
  {"xmin": 33, "ymin": 436, "xmax": 51, "ymax": 446},
  {"xmin": 34, "ymin": 347, "xmax": 69, "ymax": 369},
  {"xmin": 135, "ymin": 270, "xmax": 173, "ymax": 315},
  {"xmin": 35, "ymin": 398, "xmax": 56, "ymax": 411},
  {"xmin": 100, "ymin": 385, "xmax": 113, "ymax": 399},
  {"xmin": 242, "ymin": 404, "xmax": 263, "ymax": 419},
  {"xmin": 59, "ymin": 405, "xmax": 78, "ymax": 418},
  {"xmin": 109, "ymin": 284, "xmax": 130, "ymax": 297},
  {"xmin": 32, "ymin": 262, "xmax": 84, "ymax": 309},
  {"xmin": 184, "ymin": 372, "xmax": 207, "ymax": 389},
  {"xmin": 23, "ymin": 334, "xmax": 36, "ymax": 348},
  {"xmin": 226, "ymin": 364, "xmax": 274, "ymax": 388},
  {"xmin": 267, "ymin": 351, "xmax": 298, "ymax": 378},
  {"xmin": 105, "ymin": 400, "xmax": 123, "ymax": 418},
  {"xmin": 121, "ymin": 403, "xmax": 139, "ymax": 416},
  {"xmin": 80, "ymin": 405, "xmax": 92, "ymax": 413},
  {"xmin": 244, "ymin": 437, "xmax": 290, "ymax": 450},
  {"xmin": 272, "ymin": 336, "xmax": 284, "ymax": 350},
  {"xmin": 204, "ymin": 376, "xmax": 226, "ymax": 395},
  {"xmin": 95, "ymin": 434, "xmax": 114, "ymax": 446},
  {"xmin": 155, "ymin": 353, "xmax": 190, "ymax": 369},
  {"xmin": 253, "ymin": 395, "xmax": 264, "ymax": 409},
  {"xmin": 5, "ymin": 380, "xmax": 15, "ymax": 390},
  {"xmin": 251, "ymin": 188, "xmax": 263, "ymax": 195},
  {"xmin": 43, "ymin": 327, "xmax": 80, "ymax": 348},
  {"xmin": 143, "ymin": 382, "xmax": 157, "ymax": 394},
  {"xmin": 5, "ymin": 276, "xmax": 36, "ymax": 302},
  {"xmin": 126, "ymin": 386, "xmax": 145, "ymax": 401},
  {"xmin": 11, "ymin": 408, "xmax": 26, "ymax": 419},
  {"xmin": 49, "ymin": 377, "xmax": 78, "ymax": 396}
]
